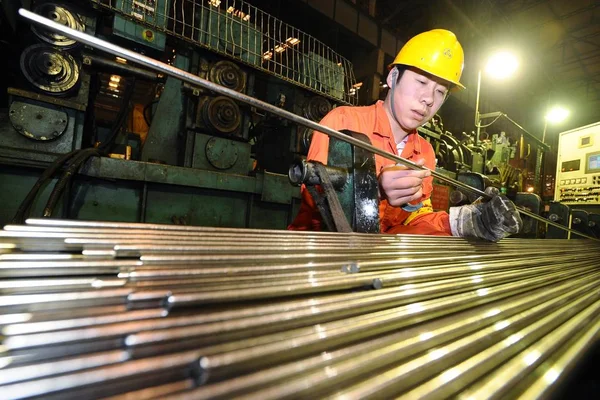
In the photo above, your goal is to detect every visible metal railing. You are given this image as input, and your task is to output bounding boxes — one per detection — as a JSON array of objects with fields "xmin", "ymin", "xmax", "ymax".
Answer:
[{"xmin": 89, "ymin": 0, "xmax": 358, "ymax": 104}]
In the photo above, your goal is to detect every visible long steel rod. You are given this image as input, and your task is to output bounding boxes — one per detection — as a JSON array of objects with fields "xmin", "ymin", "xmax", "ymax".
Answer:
[{"xmin": 16, "ymin": 9, "xmax": 598, "ymax": 241}]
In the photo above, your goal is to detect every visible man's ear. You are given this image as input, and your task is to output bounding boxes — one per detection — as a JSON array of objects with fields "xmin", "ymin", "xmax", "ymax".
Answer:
[{"xmin": 386, "ymin": 67, "xmax": 398, "ymax": 87}]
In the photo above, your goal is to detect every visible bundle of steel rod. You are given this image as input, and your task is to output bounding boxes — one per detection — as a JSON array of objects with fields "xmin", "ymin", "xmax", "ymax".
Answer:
[{"xmin": 0, "ymin": 219, "xmax": 599, "ymax": 399}]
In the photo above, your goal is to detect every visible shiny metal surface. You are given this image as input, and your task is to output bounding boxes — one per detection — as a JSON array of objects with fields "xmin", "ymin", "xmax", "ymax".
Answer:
[
  {"xmin": 1, "ymin": 220, "xmax": 599, "ymax": 399},
  {"xmin": 17, "ymin": 8, "xmax": 598, "ymax": 241}
]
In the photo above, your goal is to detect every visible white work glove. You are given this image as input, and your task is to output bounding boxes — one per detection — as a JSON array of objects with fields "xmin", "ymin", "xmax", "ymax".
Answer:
[{"xmin": 449, "ymin": 188, "xmax": 523, "ymax": 242}]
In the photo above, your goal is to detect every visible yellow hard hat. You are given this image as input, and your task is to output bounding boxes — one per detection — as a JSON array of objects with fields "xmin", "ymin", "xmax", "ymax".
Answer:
[{"xmin": 391, "ymin": 29, "xmax": 465, "ymax": 90}]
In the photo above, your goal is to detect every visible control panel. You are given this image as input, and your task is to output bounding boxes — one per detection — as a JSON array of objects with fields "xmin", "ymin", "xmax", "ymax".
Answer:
[{"xmin": 554, "ymin": 122, "xmax": 600, "ymax": 205}]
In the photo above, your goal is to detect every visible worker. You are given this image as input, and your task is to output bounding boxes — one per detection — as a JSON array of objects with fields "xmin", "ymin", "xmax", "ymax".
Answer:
[{"xmin": 288, "ymin": 29, "xmax": 522, "ymax": 241}]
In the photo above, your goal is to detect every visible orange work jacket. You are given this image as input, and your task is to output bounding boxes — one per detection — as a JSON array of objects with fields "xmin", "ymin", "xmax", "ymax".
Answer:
[{"xmin": 288, "ymin": 100, "xmax": 452, "ymax": 236}]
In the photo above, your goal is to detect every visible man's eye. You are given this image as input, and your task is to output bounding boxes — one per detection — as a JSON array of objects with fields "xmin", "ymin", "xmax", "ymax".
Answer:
[
  {"xmin": 437, "ymin": 89, "xmax": 447, "ymax": 96},
  {"xmin": 417, "ymin": 79, "xmax": 426, "ymax": 84}
]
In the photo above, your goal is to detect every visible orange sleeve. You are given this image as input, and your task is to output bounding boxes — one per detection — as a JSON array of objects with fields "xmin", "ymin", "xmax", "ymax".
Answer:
[
  {"xmin": 405, "ymin": 211, "xmax": 452, "ymax": 235},
  {"xmin": 288, "ymin": 108, "xmax": 349, "ymax": 231}
]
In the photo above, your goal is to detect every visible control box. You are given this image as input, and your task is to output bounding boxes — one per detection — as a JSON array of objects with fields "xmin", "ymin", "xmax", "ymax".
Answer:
[{"xmin": 554, "ymin": 121, "xmax": 600, "ymax": 205}]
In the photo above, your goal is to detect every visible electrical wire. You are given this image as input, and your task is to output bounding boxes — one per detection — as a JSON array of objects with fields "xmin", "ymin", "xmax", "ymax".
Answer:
[
  {"xmin": 41, "ymin": 78, "xmax": 137, "ymax": 218},
  {"xmin": 12, "ymin": 78, "xmax": 137, "ymax": 222},
  {"xmin": 11, "ymin": 150, "xmax": 80, "ymax": 224},
  {"xmin": 477, "ymin": 114, "xmax": 504, "ymax": 129},
  {"xmin": 143, "ymin": 99, "xmax": 158, "ymax": 127}
]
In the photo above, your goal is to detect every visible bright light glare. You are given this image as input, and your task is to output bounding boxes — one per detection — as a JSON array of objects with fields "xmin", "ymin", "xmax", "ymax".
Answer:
[
  {"xmin": 485, "ymin": 51, "xmax": 519, "ymax": 79},
  {"xmin": 546, "ymin": 106, "xmax": 570, "ymax": 124}
]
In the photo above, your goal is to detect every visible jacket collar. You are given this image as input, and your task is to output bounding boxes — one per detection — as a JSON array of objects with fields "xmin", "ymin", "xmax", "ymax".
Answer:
[{"xmin": 373, "ymin": 100, "xmax": 422, "ymax": 155}]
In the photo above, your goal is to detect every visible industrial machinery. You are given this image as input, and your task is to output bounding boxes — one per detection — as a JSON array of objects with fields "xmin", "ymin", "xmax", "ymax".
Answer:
[
  {"xmin": 289, "ymin": 129, "xmax": 379, "ymax": 233},
  {"xmin": 0, "ymin": 0, "xmax": 356, "ymax": 229},
  {"xmin": 551, "ymin": 121, "xmax": 600, "ymax": 238},
  {"xmin": 554, "ymin": 121, "xmax": 600, "ymax": 206}
]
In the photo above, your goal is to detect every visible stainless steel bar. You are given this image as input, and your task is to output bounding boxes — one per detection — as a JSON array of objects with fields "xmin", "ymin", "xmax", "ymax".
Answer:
[
  {"xmin": 123, "ymin": 250, "xmax": 580, "ymax": 277},
  {"xmin": 105, "ymin": 379, "xmax": 196, "ymax": 400},
  {"xmin": 16, "ymin": 8, "xmax": 597, "ymax": 241},
  {"xmin": 0, "ymin": 349, "xmax": 129, "ymax": 386},
  {"xmin": 7, "ymin": 224, "xmax": 598, "ymax": 249},
  {"xmin": 0, "ymin": 288, "xmax": 133, "ymax": 314},
  {"xmin": 2, "ymin": 309, "xmax": 167, "ymax": 336},
  {"xmin": 456, "ymin": 304, "xmax": 600, "ymax": 399},
  {"xmin": 0, "ymin": 304, "xmax": 132, "ymax": 325},
  {"xmin": 223, "ymin": 279, "xmax": 600, "ymax": 400},
  {"xmin": 1, "ymin": 224, "xmax": 599, "ymax": 398},
  {"xmin": 0, "ymin": 278, "xmax": 126, "ymax": 294},
  {"xmin": 0, "ymin": 259, "xmax": 139, "ymax": 277},
  {"xmin": 2, "ymin": 262, "xmax": 591, "ymax": 341},
  {"xmin": 0, "ymin": 350, "xmax": 203, "ymax": 400},
  {"xmin": 128, "ymin": 267, "xmax": 593, "ymax": 369},
  {"xmin": 399, "ymin": 296, "xmax": 600, "ymax": 400},
  {"xmin": 157, "ymin": 274, "xmax": 600, "ymax": 400},
  {"xmin": 166, "ymin": 260, "xmax": 593, "ymax": 306},
  {"xmin": 332, "ymin": 288, "xmax": 600, "ymax": 399},
  {"xmin": 506, "ymin": 317, "xmax": 600, "ymax": 399}
]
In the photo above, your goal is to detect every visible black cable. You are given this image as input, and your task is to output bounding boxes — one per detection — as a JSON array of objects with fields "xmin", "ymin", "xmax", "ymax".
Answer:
[
  {"xmin": 42, "ymin": 78, "xmax": 137, "ymax": 218},
  {"xmin": 12, "ymin": 78, "xmax": 137, "ymax": 222},
  {"xmin": 42, "ymin": 148, "xmax": 100, "ymax": 217},
  {"xmin": 11, "ymin": 149, "xmax": 81, "ymax": 224},
  {"xmin": 97, "ymin": 78, "xmax": 136, "ymax": 153},
  {"xmin": 143, "ymin": 99, "xmax": 158, "ymax": 127}
]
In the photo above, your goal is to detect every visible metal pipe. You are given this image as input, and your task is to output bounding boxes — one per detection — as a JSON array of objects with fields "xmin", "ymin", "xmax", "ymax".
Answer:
[
  {"xmin": 159, "ymin": 276, "xmax": 598, "ymax": 400},
  {"xmin": 288, "ymin": 159, "xmax": 349, "ymax": 188},
  {"xmin": 192, "ymin": 268, "xmax": 597, "ymax": 384},
  {"xmin": 82, "ymin": 52, "xmax": 162, "ymax": 82},
  {"xmin": 16, "ymin": 9, "xmax": 594, "ymax": 240},
  {"xmin": 503, "ymin": 113, "xmax": 550, "ymax": 151},
  {"xmin": 213, "ymin": 279, "xmax": 600, "ymax": 400},
  {"xmin": 474, "ymin": 69, "xmax": 482, "ymax": 146},
  {"xmin": 334, "ymin": 288, "xmax": 600, "ymax": 399}
]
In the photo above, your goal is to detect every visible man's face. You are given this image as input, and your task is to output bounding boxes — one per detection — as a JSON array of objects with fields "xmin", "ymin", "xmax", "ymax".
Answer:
[{"xmin": 386, "ymin": 68, "xmax": 449, "ymax": 132}]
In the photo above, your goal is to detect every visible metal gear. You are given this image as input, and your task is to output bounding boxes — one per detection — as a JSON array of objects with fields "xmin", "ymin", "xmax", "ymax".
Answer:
[
  {"xmin": 209, "ymin": 61, "xmax": 246, "ymax": 93},
  {"xmin": 31, "ymin": 2, "xmax": 85, "ymax": 48},
  {"xmin": 303, "ymin": 96, "xmax": 332, "ymax": 121},
  {"xmin": 20, "ymin": 44, "xmax": 80, "ymax": 95},
  {"xmin": 198, "ymin": 96, "xmax": 242, "ymax": 135}
]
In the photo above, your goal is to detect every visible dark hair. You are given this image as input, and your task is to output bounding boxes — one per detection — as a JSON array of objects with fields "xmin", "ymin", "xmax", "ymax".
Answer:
[{"xmin": 394, "ymin": 65, "xmax": 454, "ymax": 94}]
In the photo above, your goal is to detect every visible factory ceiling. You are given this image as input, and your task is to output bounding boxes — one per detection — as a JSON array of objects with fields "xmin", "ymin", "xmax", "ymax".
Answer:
[{"xmin": 369, "ymin": 0, "xmax": 600, "ymax": 136}]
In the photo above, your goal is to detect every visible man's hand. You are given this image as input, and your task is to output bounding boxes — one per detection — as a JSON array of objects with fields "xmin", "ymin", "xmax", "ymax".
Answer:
[
  {"xmin": 379, "ymin": 159, "xmax": 431, "ymax": 207},
  {"xmin": 449, "ymin": 191, "xmax": 523, "ymax": 242}
]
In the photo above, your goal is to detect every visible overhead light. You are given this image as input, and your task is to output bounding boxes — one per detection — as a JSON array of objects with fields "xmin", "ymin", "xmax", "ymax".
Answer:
[
  {"xmin": 208, "ymin": 0, "xmax": 221, "ymax": 7},
  {"xmin": 110, "ymin": 75, "xmax": 121, "ymax": 83},
  {"xmin": 274, "ymin": 45, "xmax": 286, "ymax": 53},
  {"xmin": 286, "ymin": 37, "xmax": 300, "ymax": 46},
  {"xmin": 545, "ymin": 106, "xmax": 570, "ymax": 124},
  {"xmin": 226, "ymin": 5, "xmax": 250, "ymax": 21},
  {"xmin": 108, "ymin": 82, "xmax": 119, "ymax": 89},
  {"xmin": 115, "ymin": 57, "xmax": 127, "ymax": 64},
  {"xmin": 485, "ymin": 51, "xmax": 518, "ymax": 80},
  {"xmin": 263, "ymin": 51, "xmax": 273, "ymax": 60}
]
